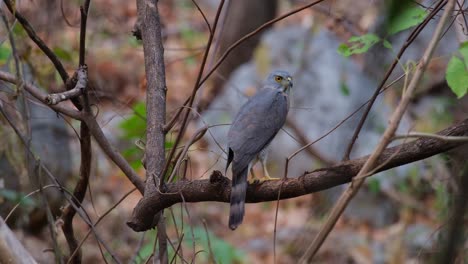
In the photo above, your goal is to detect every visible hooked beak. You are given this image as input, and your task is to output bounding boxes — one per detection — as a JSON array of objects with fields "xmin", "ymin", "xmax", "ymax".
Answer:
[{"xmin": 284, "ymin": 76, "xmax": 293, "ymax": 91}]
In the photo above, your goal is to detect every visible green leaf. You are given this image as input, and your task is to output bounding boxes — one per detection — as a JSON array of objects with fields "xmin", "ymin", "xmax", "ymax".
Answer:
[
  {"xmin": 383, "ymin": 39, "xmax": 393, "ymax": 49},
  {"xmin": 12, "ymin": 23, "xmax": 27, "ymax": 37},
  {"xmin": 119, "ymin": 102, "xmax": 147, "ymax": 139},
  {"xmin": 340, "ymin": 82, "xmax": 350, "ymax": 96},
  {"xmin": 0, "ymin": 189, "xmax": 36, "ymax": 207},
  {"xmin": 337, "ymin": 34, "xmax": 381, "ymax": 57},
  {"xmin": 0, "ymin": 44, "xmax": 12, "ymax": 65},
  {"xmin": 53, "ymin": 47, "xmax": 73, "ymax": 62},
  {"xmin": 446, "ymin": 56, "xmax": 468, "ymax": 98},
  {"xmin": 337, "ymin": 43, "xmax": 351, "ymax": 56},
  {"xmin": 368, "ymin": 178, "xmax": 380, "ymax": 194},
  {"xmin": 387, "ymin": 5, "xmax": 428, "ymax": 35}
]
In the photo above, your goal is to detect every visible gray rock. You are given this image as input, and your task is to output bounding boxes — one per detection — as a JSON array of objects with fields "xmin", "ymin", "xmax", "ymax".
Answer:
[{"xmin": 0, "ymin": 64, "xmax": 73, "ymax": 231}]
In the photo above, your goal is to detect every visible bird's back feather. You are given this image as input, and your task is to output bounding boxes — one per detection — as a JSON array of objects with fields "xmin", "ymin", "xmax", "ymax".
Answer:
[{"xmin": 228, "ymin": 87, "xmax": 289, "ymax": 174}]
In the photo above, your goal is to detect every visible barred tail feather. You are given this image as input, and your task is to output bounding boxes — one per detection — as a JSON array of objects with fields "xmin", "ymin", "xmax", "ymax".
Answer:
[{"xmin": 229, "ymin": 167, "xmax": 248, "ymax": 230}]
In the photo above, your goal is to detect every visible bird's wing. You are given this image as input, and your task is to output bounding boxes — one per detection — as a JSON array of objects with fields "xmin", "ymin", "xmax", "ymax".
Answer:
[{"xmin": 227, "ymin": 88, "xmax": 289, "ymax": 173}]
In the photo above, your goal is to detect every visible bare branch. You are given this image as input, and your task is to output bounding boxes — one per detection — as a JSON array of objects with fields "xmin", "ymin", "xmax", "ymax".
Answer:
[
  {"xmin": 62, "ymin": 122, "xmax": 91, "ymax": 264},
  {"xmin": 2, "ymin": 0, "xmax": 69, "ymax": 83},
  {"xmin": 454, "ymin": 0, "xmax": 468, "ymax": 43},
  {"xmin": 127, "ymin": 118, "xmax": 468, "ymax": 231},
  {"xmin": 46, "ymin": 66, "xmax": 88, "ymax": 105},
  {"xmin": 135, "ymin": 1, "xmax": 169, "ymax": 262},
  {"xmin": 0, "ymin": 216, "xmax": 38, "ymax": 264},
  {"xmin": 61, "ymin": 3, "xmax": 93, "ymax": 263},
  {"xmin": 0, "ymin": 71, "xmax": 83, "ymax": 119},
  {"xmin": 162, "ymin": 0, "xmax": 225, "ymax": 190},
  {"xmin": 199, "ymin": 0, "xmax": 327, "ymax": 88},
  {"xmin": 0, "ymin": 70, "xmax": 145, "ymax": 193},
  {"xmin": 301, "ymin": 0, "xmax": 456, "ymax": 260},
  {"xmin": 342, "ymin": 0, "xmax": 447, "ymax": 160},
  {"xmin": 393, "ymin": 132, "xmax": 468, "ymax": 142},
  {"xmin": 83, "ymin": 115, "xmax": 145, "ymax": 193},
  {"xmin": 285, "ymin": 118, "xmax": 336, "ymax": 166}
]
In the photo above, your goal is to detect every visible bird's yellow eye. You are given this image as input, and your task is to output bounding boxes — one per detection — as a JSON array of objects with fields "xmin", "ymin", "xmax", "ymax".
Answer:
[{"xmin": 274, "ymin": 76, "xmax": 283, "ymax": 82}]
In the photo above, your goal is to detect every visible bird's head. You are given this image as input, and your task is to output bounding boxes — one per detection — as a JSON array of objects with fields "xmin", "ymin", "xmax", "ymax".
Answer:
[{"xmin": 265, "ymin": 70, "xmax": 293, "ymax": 92}]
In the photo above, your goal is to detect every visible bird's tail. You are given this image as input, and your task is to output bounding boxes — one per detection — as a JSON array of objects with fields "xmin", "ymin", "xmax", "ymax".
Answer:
[{"xmin": 229, "ymin": 167, "xmax": 248, "ymax": 230}]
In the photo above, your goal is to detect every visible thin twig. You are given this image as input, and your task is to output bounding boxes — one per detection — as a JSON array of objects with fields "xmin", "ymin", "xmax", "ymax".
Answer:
[
  {"xmin": 84, "ymin": 116, "xmax": 145, "ymax": 193},
  {"xmin": 0, "ymin": 69, "xmax": 144, "ymax": 194},
  {"xmin": 273, "ymin": 182, "xmax": 285, "ymax": 264},
  {"xmin": 202, "ymin": 220, "xmax": 216, "ymax": 264},
  {"xmin": 169, "ymin": 233, "xmax": 186, "ymax": 264},
  {"xmin": 342, "ymin": 0, "xmax": 447, "ymax": 160},
  {"xmin": 0, "ymin": 71, "xmax": 83, "ymax": 119},
  {"xmin": 166, "ymin": 126, "xmax": 208, "ymax": 183},
  {"xmin": 161, "ymin": 0, "xmax": 225, "ymax": 189},
  {"xmin": 37, "ymin": 163, "xmax": 64, "ymax": 263},
  {"xmin": 199, "ymin": 0, "xmax": 327, "ymax": 88},
  {"xmin": 61, "ymin": 2, "xmax": 92, "ymax": 263},
  {"xmin": 2, "ymin": 0, "xmax": 70, "ymax": 83},
  {"xmin": 0, "ymin": 100, "xmax": 121, "ymax": 263},
  {"xmin": 285, "ymin": 118, "xmax": 335, "ymax": 166},
  {"xmin": 191, "ymin": 0, "xmax": 212, "ymax": 33},
  {"xmin": 393, "ymin": 132, "xmax": 468, "ymax": 142},
  {"xmin": 67, "ymin": 188, "xmax": 137, "ymax": 263},
  {"xmin": 283, "ymin": 71, "xmax": 412, "ymax": 179},
  {"xmin": 299, "ymin": 1, "xmax": 455, "ymax": 260}
]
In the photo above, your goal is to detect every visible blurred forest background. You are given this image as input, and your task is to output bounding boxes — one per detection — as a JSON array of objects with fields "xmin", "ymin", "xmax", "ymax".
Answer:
[{"xmin": 0, "ymin": 0, "xmax": 467, "ymax": 263}]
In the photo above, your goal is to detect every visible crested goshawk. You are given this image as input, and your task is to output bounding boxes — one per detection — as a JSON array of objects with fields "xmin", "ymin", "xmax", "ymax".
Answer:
[{"xmin": 226, "ymin": 70, "xmax": 292, "ymax": 230}]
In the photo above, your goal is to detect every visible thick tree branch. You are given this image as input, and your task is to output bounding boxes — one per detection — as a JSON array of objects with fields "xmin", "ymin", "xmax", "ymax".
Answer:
[
  {"xmin": 136, "ymin": 0, "xmax": 168, "ymax": 262},
  {"xmin": 127, "ymin": 118, "xmax": 468, "ymax": 231},
  {"xmin": 137, "ymin": 0, "xmax": 167, "ymax": 192}
]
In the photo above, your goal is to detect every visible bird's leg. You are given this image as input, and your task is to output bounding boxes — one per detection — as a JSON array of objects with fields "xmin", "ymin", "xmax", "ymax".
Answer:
[
  {"xmin": 257, "ymin": 159, "xmax": 279, "ymax": 182},
  {"xmin": 248, "ymin": 165, "xmax": 258, "ymax": 184}
]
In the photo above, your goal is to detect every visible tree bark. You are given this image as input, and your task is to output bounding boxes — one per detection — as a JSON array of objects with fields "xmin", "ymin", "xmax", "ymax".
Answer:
[{"xmin": 127, "ymin": 118, "xmax": 468, "ymax": 231}]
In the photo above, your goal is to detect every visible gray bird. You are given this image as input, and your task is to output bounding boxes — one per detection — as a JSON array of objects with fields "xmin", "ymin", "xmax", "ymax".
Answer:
[{"xmin": 226, "ymin": 70, "xmax": 293, "ymax": 230}]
